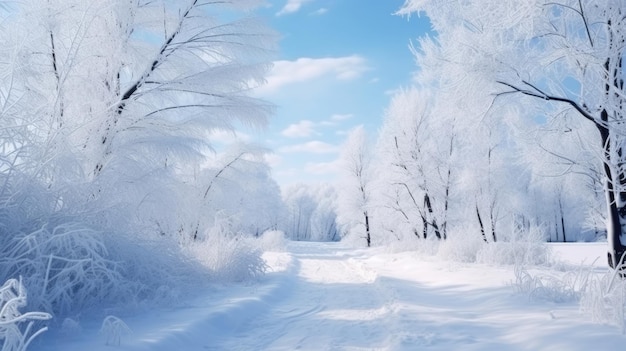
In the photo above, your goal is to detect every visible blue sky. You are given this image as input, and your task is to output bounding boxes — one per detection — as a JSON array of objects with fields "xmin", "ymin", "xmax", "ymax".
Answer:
[{"xmin": 223, "ymin": 0, "xmax": 432, "ymax": 186}]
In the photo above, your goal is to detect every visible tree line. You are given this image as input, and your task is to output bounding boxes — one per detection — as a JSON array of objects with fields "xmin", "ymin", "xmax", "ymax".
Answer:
[{"xmin": 335, "ymin": 0, "xmax": 622, "ymax": 269}]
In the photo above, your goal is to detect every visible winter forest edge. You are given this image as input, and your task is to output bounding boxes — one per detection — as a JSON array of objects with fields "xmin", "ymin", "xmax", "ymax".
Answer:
[{"xmin": 1, "ymin": 0, "xmax": 626, "ymax": 348}]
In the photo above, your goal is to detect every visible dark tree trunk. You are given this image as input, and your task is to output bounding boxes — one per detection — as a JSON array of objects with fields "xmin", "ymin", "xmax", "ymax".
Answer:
[
  {"xmin": 602, "ymin": 49, "xmax": 626, "ymax": 268},
  {"xmin": 490, "ymin": 205, "xmax": 497, "ymax": 242},
  {"xmin": 423, "ymin": 193, "xmax": 442, "ymax": 240},
  {"xmin": 476, "ymin": 205, "xmax": 488, "ymax": 243},
  {"xmin": 558, "ymin": 196, "xmax": 566, "ymax": 242},
  {"xmin": 599, "ymin": 115, "xmax": 626, "ymax": 268},
  {"xmin": 364, "ymin": 211, "xmax": 371, "ymax": 247}
]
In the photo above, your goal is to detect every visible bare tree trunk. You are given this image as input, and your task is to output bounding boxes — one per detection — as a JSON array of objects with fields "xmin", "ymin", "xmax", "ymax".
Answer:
[
  {"xmin": 423, "ymin": 193, "xmax": 442, "ymax": 239},
  {"xmin": 490, "ymin": 203, "xmax": 497, "ymax": 242},
  {"xmin": 476, "ymin": 204, "xmax": 488, "ymax": 243},
  {"xmin": 600, "ymin": 116, "xmax": 625, "ymax": 268},
  {"xmin": 441, "ymin": 136, "xmax": 453, "ymax": 240},
  {"xmin": 364, "ymin": 211, "xmax": 371, "ymax": 247},
  {"xmin": 558, "ymin": 195, "xmax": 566, "ymax": 242},
  {"xmin": 93, "ymin": 0, "xmax": 200, "ymax": 177},
  {"xmin": 49, "ymin": 31, "xmax": 64, "ymax": 129},
  {"xmin": 602, "ymin": 47, "xmax": 626, "ymax": 268}
]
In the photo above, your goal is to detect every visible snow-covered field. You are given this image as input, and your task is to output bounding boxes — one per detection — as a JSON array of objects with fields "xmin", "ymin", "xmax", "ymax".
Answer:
[{"xmin": 33, "ymin": 241, "xmax": 626, "ymax": 350}]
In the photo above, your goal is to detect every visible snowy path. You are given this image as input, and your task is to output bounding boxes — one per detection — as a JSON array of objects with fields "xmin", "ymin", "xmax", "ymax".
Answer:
[
  {"xmin": 209, "ymin": 242, "xmax": 626, "ymax": 351},
  {"xmin": 35, "ymin": 242, "xmax": 626, "ymax": 350}
]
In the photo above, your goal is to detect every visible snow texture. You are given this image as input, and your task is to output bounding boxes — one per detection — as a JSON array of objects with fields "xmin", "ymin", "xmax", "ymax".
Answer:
[{"xmin": 30, "ymin": 241, "xmax": 626, "ymax": 350}]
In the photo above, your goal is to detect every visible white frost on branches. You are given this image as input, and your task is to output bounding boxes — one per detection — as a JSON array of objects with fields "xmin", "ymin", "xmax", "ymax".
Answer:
[{"xmin": 0, "ymin": 278, "xmax": 51, "ymax": 351}]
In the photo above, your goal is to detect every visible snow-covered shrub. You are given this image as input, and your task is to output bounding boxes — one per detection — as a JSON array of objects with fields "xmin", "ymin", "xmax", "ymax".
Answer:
[
  {"xmin": 0, "ymin": 0, "xmax": 277, "ymax": 325},
  {"xmin": 0, "ymin": 278, "xmax": 51, "ymax": 351},
  {"xmin": 102, "ymin": 232, "xmax": 209, "ymax": 308},
  {"xmin": 0, "ymin": 175, "xmax": 210, "ymax": 318},
  {"xmin": 0, "ymin": 175, "xmax": 124, "ymax": 317},
  {"xmin": 513, "ymin": 264, "xmax": 592, "ymax": 303},
  {"xmin": 437, "ymin": 229, "xmax": 485, "ymax": 262},
  {"xmin": 0, "ymin": 222, "xmax": 122, "ymax": 317},
  {"xmin": 99, "ymin": 315, "xmax": 132, "ymax": 346},
  {"xmin": 59, "ymin": 318, "xmax": 81, "ymax": 335},
  {"xmin": 188, "ymin": 217, "xmax": 267, "ymax": 283},
  {"xmin": 476, "ymin": 226, "xmax": 550, "ymax": 266},
  {"xmin": 258, "ymin": 230, "xmax": 286, "ymax": 252},
  {"xmin": 580, "ymin": 268, "xmax": 626, "ymax": 332}
]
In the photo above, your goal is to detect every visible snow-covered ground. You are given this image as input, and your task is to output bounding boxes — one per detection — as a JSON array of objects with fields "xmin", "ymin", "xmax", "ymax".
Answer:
[{"xmin": 33, "ymin": 241, "xmax": 626, "ymax": 350}]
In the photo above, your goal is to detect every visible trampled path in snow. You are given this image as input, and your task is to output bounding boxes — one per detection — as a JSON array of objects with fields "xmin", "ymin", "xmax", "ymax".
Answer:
[
  {"xmin": 35, "ymin": 242, "xmax": 626, "ymax": 350},
  {"xmin": 208, "ymin": 242, "xmax": 626, "ymax": 350}
]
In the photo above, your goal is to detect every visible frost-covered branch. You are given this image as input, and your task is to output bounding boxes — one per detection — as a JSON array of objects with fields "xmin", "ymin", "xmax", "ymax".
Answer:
[
  {"xmin": 118, "ymin": 0, "xmax": 200, "ymax": 115},
  {"xmin": 0, "ymin": 278, "xmax": 52, "ymax": 351},
  {"xmin": 496, "ymin": 80, "xmax": 596, "ymax": 124}
]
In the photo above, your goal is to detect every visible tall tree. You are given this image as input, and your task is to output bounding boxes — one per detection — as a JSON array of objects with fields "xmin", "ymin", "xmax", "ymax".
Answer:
[
  {"xmin": 375, "ymin": 88, "xmax": 452, "ymax": 242},
  {"xmin": 337, "ymin": 126, "xmax": 374, "ymax": 247},
  {"xmin": 0, "ymin": 0, "xmax": 278, "ymax": 317}
]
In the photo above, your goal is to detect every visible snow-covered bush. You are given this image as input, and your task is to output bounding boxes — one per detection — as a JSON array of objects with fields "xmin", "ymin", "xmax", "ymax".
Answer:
[
  {"xmin": 0, "ymin": 174, "xmax": 211, "ymax": 318},
  {"xmin": 0, "ymin": 278, "xmax": 51, "ymax": 351},
  {"xmin": 59, "ymin": 318, "xmax": 81, "ymax": 335},
  {"xmin": 476, "ymin": 226, "xmax": 551, "ymax": 266},
  {"xmin": 513, "ymin": 265, "xmax": 592, "ymax": 303},
  {"xmin": 511, "ymin": 250, "xmax": 626, "ymax": 331},
  {"xmin": 580, "ymin": 268, "xmax": 626, "ymax": 332},
  {"xmin": 437, "ymin": 230, "xmax": 485, "ymax": 262},
  {"xmin": 99, "ymin": 315, "xmax": 132, "ymax": 346},
  {"xmin": 0, "ymin": 221, "xmax": 121, "ymax": 317},
  {"xmin": 258, "ymin": 230, "xmax": 287, "ymax": 252},
  {"xmin": 188, "ymin": 216, "xmax": 268, "ymax": 283},
  {"xmin": 0, "ymin": 0, "xmax": 277, "ymax": 322}
]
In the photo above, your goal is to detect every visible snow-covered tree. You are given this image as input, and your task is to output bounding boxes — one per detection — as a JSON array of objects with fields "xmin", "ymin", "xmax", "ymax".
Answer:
[
  {"xmin": 194, "ymin": 144, "xmax": 286, "ymax": 239},
  {"xmin": 400, "ymin": 0, "xmax": 626, "ymax": 267},
  {"xmin": 337, "ymin": 126, "xmax": 374, "ymax": 246},
  {"xmin": 374, "ymin": 88, "xmax": 451, "ymax": 242},
  {"xmin": 0, "ymin": 0, "xmax": 277, "ymax": 318},
  {"xmin": 282, "ymin": 184, "xmax": 339, "ymax": 242}
]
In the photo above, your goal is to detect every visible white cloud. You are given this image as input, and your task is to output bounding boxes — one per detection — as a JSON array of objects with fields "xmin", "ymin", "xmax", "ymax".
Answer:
[
  {"xmin": 311, "ymin": 8, "xmax": 328, "ymax": 15},
  {"xmin": 276, "ymin": 0, "xmax": 313, "ymax": 16},
  {"xmin": 263, "ymin": 153, "xmax": 282, "ymax": 168},
  {"xmin": 305, "ymin": 160, "xmax": 341, "ymax": 175},
  {"xmin": 279, "ymin": 141, "xmax": 338, "ymax": 154},
  {"xmin": 281, "ymin": 120, "xmax": 317, "ymax": 138},
  {"xmin": 257, "ymin": 56, "xmax": 369, "ymax": 95},
  {"xmin": 331, "ymin": 113, "xmax": 353, "ymax": 121},
  {"xmin": 319, "ymin": 113, "xmax": 354, "ymax": 127}
]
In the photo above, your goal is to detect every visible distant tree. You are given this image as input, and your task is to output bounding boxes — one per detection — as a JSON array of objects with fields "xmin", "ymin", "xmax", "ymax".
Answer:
[
  {"xmin": 283, "ymin": 185, "xmax": 317, "ymax": 241},
  {"xmin": 282, "ymin": 184, "xmax": 339, "ymax": 241},
  {"xmin": 337, "ymin": 126, "xmax": 374, "ymax": 246},
  {"xmin": 310, "ymin": 186, "xmax": 340, "ymax": 241},
  {"xmin": 196, "ymin": 144, "xmax": 286, "ymax": 239}
]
